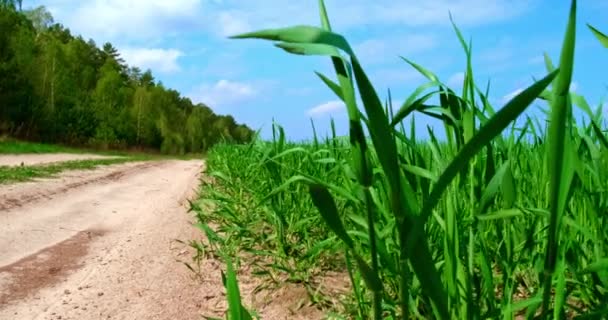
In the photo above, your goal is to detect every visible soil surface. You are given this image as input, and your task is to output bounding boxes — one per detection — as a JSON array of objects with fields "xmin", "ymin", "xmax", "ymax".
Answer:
[
  {"xmin": 0, "ymin": 159, "xmax": 213, "ymax": 319},
  {"xmin": 0, "ymin": 157, "xmax": 333, "ymax": 319},
  {"xmin": 0, "ymin": 153, "xmax": 119, "ymax": 167}
]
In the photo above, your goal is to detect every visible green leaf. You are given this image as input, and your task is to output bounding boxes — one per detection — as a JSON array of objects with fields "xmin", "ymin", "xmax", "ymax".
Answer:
[
  {"xmin": 350, "ymin": 57, "xmax": 414, "ymax": 217},
  {"xmin": 259, "ymin": 175, "xmax": 358, "ymax": 205},
  {"xmin": 318, "ymin": 0, "xmax": 332, "ymax": 30},
  {"xmin": 449, "ymin": 12, "xmax": 470, "ymax": 55},
  {"xmin": 391, "ymin": 90, "xmax": 441, "ymax": 127},
  {"xmin": 269, "ymin": 147, "xmax": 309, "ymax": 161},
  {"xmin": 353, "ymin": 254, "xmax": 384, "ymax": 292},
  {"xmin": 401, "ymin": 57, "xmax": 440, "ymax": 82},
  {"xmin": 587, "ymin": 23, "xmax": 608, "ymax": 48},
  {"xmin": 308, "ymin": 183, "xmax": 354, "ymax": 248},
  {"xmin": 477, "ymin": 160, "xmax": 511, "ymax": 214},
  {"xmin": 476, "ymin": 208, "xmax": 524, "ymax": 221},
  {"xmin": 230, "ymin": 25, "xmax": 354, "ymax": 55},
  {"xmin": 315, "ymin": 71, "xmax": 344, "ymax": 100},
  {"xmin": 570, "ymin": 92, "xmax": 594, "ymax": 117},
  {"xmin": 579, "ymin": 258, "xmax": 608, "ymax": 274},
  {"xmin": 401, "ymin": 164, "xmax": 438, "ymax": 182},
  {"xmin": 544, "ymin": 52, "xmax": 556, "ymax": 73},
  {"xmin": 501, "ymin": 161, "xmax": 516, "ymax": 208},
  {"xmin": 194, "ymin": 223, "xmax": 224, "ymax": 245},
  {"xmin": 505, "ymin": 295, "xmax": 543, "ymax": 316},
  {"xmin": 542, "ymin": 0, "xmax": 577, "ymax": 313},
  {"xmin": 478, "ymin": 240, "xmax": 495, "ymax": 305},
  {"xmin": 225, "ymin": 256, "xmax": 250, "ymax": 320},
  {"xmin": 592, "ymin": 121, "xmax": 608, "ymax": 149},
  {"xmin": 554, "ymin": 260, "xmax": 567, "ymax": 319},
  {"xmin": 275, "ymin": 42, "xmax": 340, "ymax": 56}
]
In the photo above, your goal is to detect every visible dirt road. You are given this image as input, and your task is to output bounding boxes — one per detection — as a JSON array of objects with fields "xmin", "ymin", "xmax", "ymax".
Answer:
[{"xmin": 0, "ymin": 159, "xmax": 211, "ymax": 320}]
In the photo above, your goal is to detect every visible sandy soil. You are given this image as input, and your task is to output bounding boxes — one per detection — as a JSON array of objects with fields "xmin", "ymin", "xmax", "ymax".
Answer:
[
  {"xmin": 0, "ymin": 153, "xmax": 119, "ymax": 167},
  {"xmin": 0, "ymin": 158, "xmax": 337, "ymax": 320},
  {"xmin": 0, "ymin": 159, "xmax": 213, "ymax": 319}
]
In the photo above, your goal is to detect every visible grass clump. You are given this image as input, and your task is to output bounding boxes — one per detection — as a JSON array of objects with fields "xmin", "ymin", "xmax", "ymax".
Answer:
[
  {"xmin": 0, "ymin": 156, "xmax": 150, "ymax": 184},
  {"xmin": 0, "ymin": 138, "xmax": 78, "ymax": 154},
  {"xmin": 191, "ymin": 0, "xmax": 608, "ymax": 319}
]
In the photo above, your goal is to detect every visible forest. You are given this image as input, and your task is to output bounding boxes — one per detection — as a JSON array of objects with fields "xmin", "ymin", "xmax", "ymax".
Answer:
[{"xmin": 0, "ymin": 2, "xmax": 255, "ymax": 154}]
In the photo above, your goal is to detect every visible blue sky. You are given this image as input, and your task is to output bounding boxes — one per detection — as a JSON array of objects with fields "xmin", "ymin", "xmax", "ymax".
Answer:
[{"xmin": 27, "ymin": 0, "xmax": 608, "ymax": 141}]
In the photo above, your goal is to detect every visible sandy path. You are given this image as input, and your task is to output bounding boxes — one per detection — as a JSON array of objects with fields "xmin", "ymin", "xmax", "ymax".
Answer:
[
  {"xmin": 0, "ymin": 159, "xmax": 211, "ymax": 320},
  {"xmin": 0, "ymin": 153, "xmax": 118, "ymax": 167}
]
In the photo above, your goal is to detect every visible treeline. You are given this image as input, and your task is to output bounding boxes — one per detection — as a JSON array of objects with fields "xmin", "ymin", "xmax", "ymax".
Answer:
[{"xmin": 0, "ymin": 3, "xmax": 255, "ymax": 154}]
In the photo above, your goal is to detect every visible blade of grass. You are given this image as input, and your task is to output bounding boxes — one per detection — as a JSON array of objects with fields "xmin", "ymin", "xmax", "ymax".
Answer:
[
  {"xmin": 542, "ymin": 0, "xmax": 577, "ymax": 316},
  {"xmin": 587, "ymin": 24, "xmax": 608, "ymax": 48}
]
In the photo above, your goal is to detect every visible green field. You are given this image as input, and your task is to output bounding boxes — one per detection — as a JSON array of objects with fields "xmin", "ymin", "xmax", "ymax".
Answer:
[
  {"xmin": 191, "ymin": 1, "xmax": 608, "ymax": 319},
  {"xmin": 0, "ymin": 138, "xmax": 78, "ymax": 154},
  {"xmin": 0, "ymin": 139, "xmax": 201, "ymax": 184}
]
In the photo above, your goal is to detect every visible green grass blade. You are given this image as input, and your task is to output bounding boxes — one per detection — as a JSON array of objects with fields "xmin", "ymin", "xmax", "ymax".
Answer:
[
  {"xmin": 477, "ymin": 160, "xmax": 511, "ymax": 214},
  {"xmin": 542, "ymin": 0, "xmax": 577, "ymax": 314},
  {"xmin": 413, "ymin": 69, "xmax": 558, "ymax": 228},
  {"xmin": 275, "ymin": 42, "xmax": 340, "ymax": 56},
  {"xmin": 391, "ymin": 90, "xmax": 441, "ymax": 127},
  {"xmin": 309, "ymin": 183, "xmax": 355, "ymax": 248},
  {"xmin": 554, "ymin": 260, "xmax": 567, "ymax": 319},
  {"xmin": 315, "ymin": 71, "xmax": 345, "ymax": 100},
  {"xmin": 579, "ymin": 258, "xmax": 608, "ymax": 274},
  {"xmin": 350, "ymin": 56, "xmax": 448, "ymax": 318},
  {"xmin": 592, "ymin": 122, "xmax": 608, "ymax": 149},
  {"xmin": 544, "ymin": 52, "xmax": 556, "ymax": 73},
  {"xmin": 318, "ymin": 0, "xmax": 332, "ymax": 30},
  {"xmin": 505, "ymin": 296, "xmax": 543, "ymax": 317},
  {"xmin": 587, "ymin": 24, "xmax": 608, "ymax": 48},
  {"xmin": 353, "ymin": 253, "xmax": 384, "ymax": 293},
  {"xmin": 400, "ymin": 57, "xmax": 440, "ymax": 82},
  {"xmin": 224, "ymin": 256, "xmax": 248, "ymax": 320},
  {"xmin": 501, "ymin": 161, "xmax": 516, "ymax": 208},
  {"xmin": 230, "ymin": 25, "xmax": 354, "ymax": 55},
  {"xmin": 475, "ymin": 208, "xmax": 524, "ymax": 221}
]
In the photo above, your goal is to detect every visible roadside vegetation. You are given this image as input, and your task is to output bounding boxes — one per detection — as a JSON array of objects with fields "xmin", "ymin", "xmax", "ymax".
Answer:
[
  {"xmin": 0, "ymin": 137, "xmax": 77, "ymax": 154},
  {"xmin": 0, "ymin": 1, "xmax": 254, "ymax": 155},
  {"xmin": 0, "ymin": 137, "xmax": 206, "ymax": 157},
  {"xmin": 0, "ymin": 138, "xmax": 204, "ymax": 184},
  {"xmin": 192, "ymin": 0, "xmax": 608, "ymax": 319},
  {"xmin": 0, "ymin": 156, "xmax": 144, "ymax": 184}
]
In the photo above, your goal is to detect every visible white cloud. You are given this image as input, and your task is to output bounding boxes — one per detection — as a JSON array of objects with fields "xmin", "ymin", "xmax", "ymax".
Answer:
[
  {"xmin": 30, "ymin": 0, "xmax": 535, "ymax": 44},
  {"xmin": 355, "ymin": 34, "xmax": 437, "ymax": 65},
  {"xmin": 189, "ymin": 80, "xmax": 258, "ymax": 108},
  {"xmin": 476, "ymin": 37, "xmax": 518, "ymax": 73},
  {"xmin": 208, "ymin": 0, "xmax": 535, "ymax": 37},
  {"xmin": 447, "ymin": 72, "xmax": 465, "ymax": 87},
  {"xmin": 501, "ymin": 88, "xmax": 524, "ymax": 104},
  {"xmin": 199, "ymin": 52, "xmax": 248, "ymax": 78},
  {"xmin": 45, "ymin": 0, "xmax": 204, "ymax": 42},
  {"xmin": 370, "ymin": 68, "xmax": 426, "ymax": 88},
  {"xmin": 479, "ymin": 39, "xmax": 513, "ymax": 63},
  {"xmin": 350, "ymin": 0, "xmax": 534, "ymax": 28},
  {"xmin": 307, "ymin": 100, "xmax": 346, "ymax": 118},
  {"xmin": 286, "ymin": 87, "xmax": 315, "ymax": 96},
  {"xmin": 570, "ymin": 82, "xmax": 578, "ymax": 93},
  {"xmin": 528, "ymin": 55, "xmax": 545, "ymax": 65},
  {"xmin": 120, "ymin": 48, "xmax": 184, "ymax": 73},
  {"xmin": 500, "ymin": 81, "xmax": 578, "ymax": 105},
  {"xmin": 216, "ymin": 11, "xmax": 252, "ymax": 36}
]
